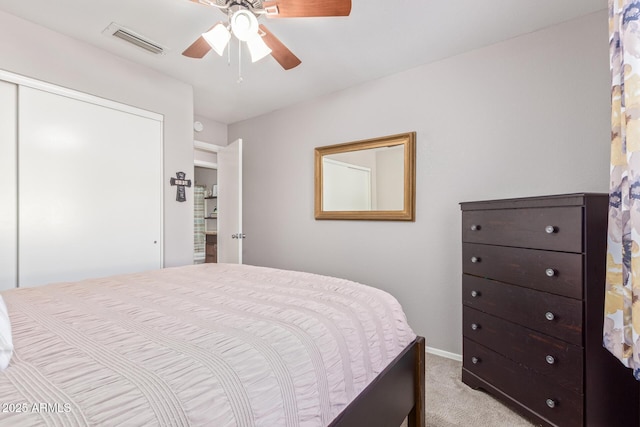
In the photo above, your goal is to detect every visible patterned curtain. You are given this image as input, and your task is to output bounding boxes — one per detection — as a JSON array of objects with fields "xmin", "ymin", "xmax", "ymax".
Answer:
[
  {"xmin": 604, "ymin": 0, "xmax": 640, "ymax": 380},
  {"xmin": 194, "ymin": 185, "xmax": 206, "ymax": 263}
]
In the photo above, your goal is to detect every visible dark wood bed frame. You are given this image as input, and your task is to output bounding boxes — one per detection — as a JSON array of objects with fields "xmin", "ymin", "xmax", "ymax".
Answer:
[{"xmin": 329, "ymin": 336, "xmax": 426, "ymax": 427}]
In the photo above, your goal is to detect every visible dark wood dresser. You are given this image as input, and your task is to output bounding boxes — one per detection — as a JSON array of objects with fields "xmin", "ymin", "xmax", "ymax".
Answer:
[{"xmin": 460, "ymin": 193, "xmax": 639, "ymax": 427}]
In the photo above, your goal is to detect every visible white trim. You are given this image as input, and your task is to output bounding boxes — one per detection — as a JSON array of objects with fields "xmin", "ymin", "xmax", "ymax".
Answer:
[
  {"xmin": 426, "ymin": 346, "xmax": 462, "ymax": 361},
  {"xmin": 0, "ymin": 69, "xmax": 163, "ymax": 122},
  {"xmin": 194, "ymin": 140, "xmax": 225, "ymax": 153},
  {"xmin": 158, "ymin": 122, "xmax": 164, "ymax": 268},
  {"xmin": 195, "ymin": 159, "xmax": 218, "ymax": 170}
]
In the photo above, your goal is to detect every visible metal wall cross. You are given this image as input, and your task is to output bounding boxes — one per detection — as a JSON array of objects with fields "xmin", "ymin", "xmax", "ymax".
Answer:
[{"xmin": 170, "ymin": 171, "xmax": 192, "ymax": 202}]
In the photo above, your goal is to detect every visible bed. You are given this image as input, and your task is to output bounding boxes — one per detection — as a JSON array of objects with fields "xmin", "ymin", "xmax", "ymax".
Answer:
[{"xmin": 0, "ymin": 263, "xmax": 425, "ymax": 427}]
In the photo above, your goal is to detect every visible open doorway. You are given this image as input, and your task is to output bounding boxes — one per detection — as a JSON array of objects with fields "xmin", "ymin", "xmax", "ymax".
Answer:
[
  {"xmin": 194, "ymin": 166, "xmax": 217, "ymax": 264},
  {"xmin": 193, "ymin": 139, "xmax": 243, "ymax": 265},
  {"xmin": 194, "ymin": 141, "xmax": 221, "ymax": 264}
]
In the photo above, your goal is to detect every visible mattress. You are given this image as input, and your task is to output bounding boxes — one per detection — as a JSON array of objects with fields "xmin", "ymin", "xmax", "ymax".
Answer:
[{"xmin": 0, "ymin": 263, "xmax": 416, "ymax": 426}]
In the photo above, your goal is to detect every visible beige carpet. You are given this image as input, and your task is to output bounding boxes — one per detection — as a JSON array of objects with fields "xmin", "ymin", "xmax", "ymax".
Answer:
[{"xmin": 402, "ymin": 352, "xmax": 536, "ymax": 427}]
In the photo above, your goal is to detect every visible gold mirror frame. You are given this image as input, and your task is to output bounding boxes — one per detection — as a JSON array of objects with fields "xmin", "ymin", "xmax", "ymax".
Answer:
[{"xmin": 314, "ymin": 132, "xmax": 416, "ymax": 221}]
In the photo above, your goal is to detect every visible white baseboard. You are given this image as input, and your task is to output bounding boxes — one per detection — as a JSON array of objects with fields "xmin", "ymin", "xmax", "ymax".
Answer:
[{"xmin": 426, "ymin": 346, "xmax": 462, "ymax": 362}]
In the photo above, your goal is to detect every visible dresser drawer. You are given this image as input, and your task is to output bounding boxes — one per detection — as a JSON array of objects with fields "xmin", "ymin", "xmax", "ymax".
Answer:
[
  {"xmin": 463, "ymin": 275, "xmax": 583, "ymax": 345},
  {"xmin": 463, "ymin": 243, "xmax": 583, "ymax": 299},
  {"xmin": 463, "ymin": 338, "xmax": 583, "ymax": 427},
  {"xmin": 462, "ymin": 207, "xmax": 583, "ymax": 252},
  {"xmin": 463, "ymin": 306, "xmax": 583, "ymax": 392}
]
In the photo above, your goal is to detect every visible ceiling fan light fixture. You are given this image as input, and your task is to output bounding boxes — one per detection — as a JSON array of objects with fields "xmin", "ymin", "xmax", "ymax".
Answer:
[
  {"xmin": 231, "ymin": 9, "xmax": 259, "ymax": 41},
  {"xmin": 246, "ymin": 34, "xmax": 272, "ymax": 62},
  {"xmin": 202, "ymin": 23, "xmax": 231, "ymax": 56}
]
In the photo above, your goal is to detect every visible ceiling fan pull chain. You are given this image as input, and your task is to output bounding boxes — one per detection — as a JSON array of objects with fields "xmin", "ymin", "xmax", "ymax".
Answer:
[{"xmin": 237, "ymin": 39, "xmax": 244, "ymax": 83}]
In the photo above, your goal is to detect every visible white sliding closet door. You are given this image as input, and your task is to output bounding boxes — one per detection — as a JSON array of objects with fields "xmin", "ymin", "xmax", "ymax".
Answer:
[
  {"xmin": 18, "ymin": 86, "xmax": 162, "ymax": 287},
  {"xmin": 0, "ymin": 81, "xmax": 17, "ymax": 290}
]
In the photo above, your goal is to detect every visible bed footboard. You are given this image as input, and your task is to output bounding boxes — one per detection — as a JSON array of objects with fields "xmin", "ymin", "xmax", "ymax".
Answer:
[{"xmin": 329, "ymin": 336, "xmax": 426, "ymax": 427}]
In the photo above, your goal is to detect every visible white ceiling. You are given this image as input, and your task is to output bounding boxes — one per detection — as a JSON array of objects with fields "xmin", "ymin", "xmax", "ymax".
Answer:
[{"xmin": 0, "ymin": 0, "xmax": 606, "ymax": 124}]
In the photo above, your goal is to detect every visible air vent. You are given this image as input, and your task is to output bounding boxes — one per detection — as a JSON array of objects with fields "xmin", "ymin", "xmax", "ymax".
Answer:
[{"xmin": 103, "ymin": 23, "xmax": 166, "ymax": 55}]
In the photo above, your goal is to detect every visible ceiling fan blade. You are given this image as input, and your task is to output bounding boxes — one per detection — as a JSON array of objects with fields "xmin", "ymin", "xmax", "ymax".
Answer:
[
  {"xmin": 263, "ymin": 0, "xmax": 351, "ymax": 17},
  {"xmin": 182, "ymin": 35, "xmax": 212, "ymax": 58},
  {"xmin": 259, "ymin": 25, "xmax": 301, "ymax": 70},
  {"xmin": 182, "ymin": 24, "xmax": 220, "ymax": 58}
]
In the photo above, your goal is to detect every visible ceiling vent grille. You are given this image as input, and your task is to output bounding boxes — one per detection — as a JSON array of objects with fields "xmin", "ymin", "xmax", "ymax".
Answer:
[{"xmin": 103, "ymin": 23, "xmax": 166, "ymax": 55}]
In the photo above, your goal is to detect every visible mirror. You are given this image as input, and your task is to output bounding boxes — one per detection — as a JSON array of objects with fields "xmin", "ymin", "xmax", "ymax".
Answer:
[{"xmin": 315, "ymin": 132, "xmax": 415, "ymax": 221}]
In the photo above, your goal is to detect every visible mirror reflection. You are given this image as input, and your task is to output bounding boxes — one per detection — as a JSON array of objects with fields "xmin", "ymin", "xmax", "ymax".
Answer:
[
  {"xmin": 314, "ymin": 132, "xmax": 416, "ymax": 221},
  {"xmin": 322, "ymin": 145, "xmax": 404, "ymax": 211}
]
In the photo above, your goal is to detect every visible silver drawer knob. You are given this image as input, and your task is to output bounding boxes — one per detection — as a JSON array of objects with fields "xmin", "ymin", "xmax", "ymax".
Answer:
[
  {"xmin": 546, "ymin": 355, "xmax": 556, "ymax": 365},
  {"xmin": 545, "ymin": 311, "xmax": 555, "ymax": 321},
  {"xmin": 471, "ymin": 356, "xmax": 480, "ymax": 364},
  {"xmin": 470, "ymin": 290, "xmax": 480, "ymax": 298},
  {"xmin": 471, "ymin": 256, "xmax": 480, "ymax": 263},
  {"xmin": 546, "ymin": 398, "xmax": 557, "ymax": 409},
  {"xmin": 545, "ymin": 225, "xmax": 557, "ymax": 234},
  {"xmin": 545, "ymin": 268, "xmax": 556, "ymax": 277},
  {"xmin": 470, "ymin": 224, "xmax": 481, "ymax": 231},
  {"xmin": 471, "ymin": 323, "xmax": 480, "ymax": 331}
]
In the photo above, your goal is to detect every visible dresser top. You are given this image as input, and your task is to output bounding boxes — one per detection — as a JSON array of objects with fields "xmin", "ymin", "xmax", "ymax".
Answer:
[{"xmin": 460, "ymin": 193, "xmax": 608, "ymax": 211}]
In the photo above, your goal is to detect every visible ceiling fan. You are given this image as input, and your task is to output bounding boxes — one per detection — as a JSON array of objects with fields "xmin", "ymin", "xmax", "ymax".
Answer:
[{"xmin": 182, "ymin": 0, "xmax": 352, "ymax": 70}]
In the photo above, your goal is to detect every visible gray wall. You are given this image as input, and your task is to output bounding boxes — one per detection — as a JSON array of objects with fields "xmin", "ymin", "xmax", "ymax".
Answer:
[
  {"xmin": 229, "ymin": 11, "xmax": 610, "ymax": 355},
  {"xmin": 193, "ymin": 114, "xmax": 227, "ymax": 170},
  {"xmin": 0, "ymin": 10, "xmax": 195, "ymax": 267},
  {"xmin": 194, "ymin": 114, "xmax": 228, "ymax": 145}
]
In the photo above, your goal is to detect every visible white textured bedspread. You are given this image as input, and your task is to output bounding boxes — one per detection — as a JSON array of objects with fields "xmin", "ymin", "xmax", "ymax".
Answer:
[{"xmin": 0, "ymin": 264, "xmax": 415, "ymax": 427}]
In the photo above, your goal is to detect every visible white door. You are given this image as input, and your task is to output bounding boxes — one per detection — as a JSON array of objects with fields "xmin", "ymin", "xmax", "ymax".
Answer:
[
  {"xmin": 18, "ymin": 86, "xmax": 163, "ymax": 287},
  {"xmin": 0, "ymin": 80, "xmax": 17, "ymax": 290},
  {"xmin": 322, "ymin": 158, "xmax": 372, "ymax": 211},
  {"xmin": 217, "ymin": 139, "xmax": 243, "ymax": 264}
]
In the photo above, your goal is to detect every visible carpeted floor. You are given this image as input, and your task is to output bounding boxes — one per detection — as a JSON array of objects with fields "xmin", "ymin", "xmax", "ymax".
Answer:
[{"xmin": 402, "ymin": 352, "xmax": 536, "ymax": 427}]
